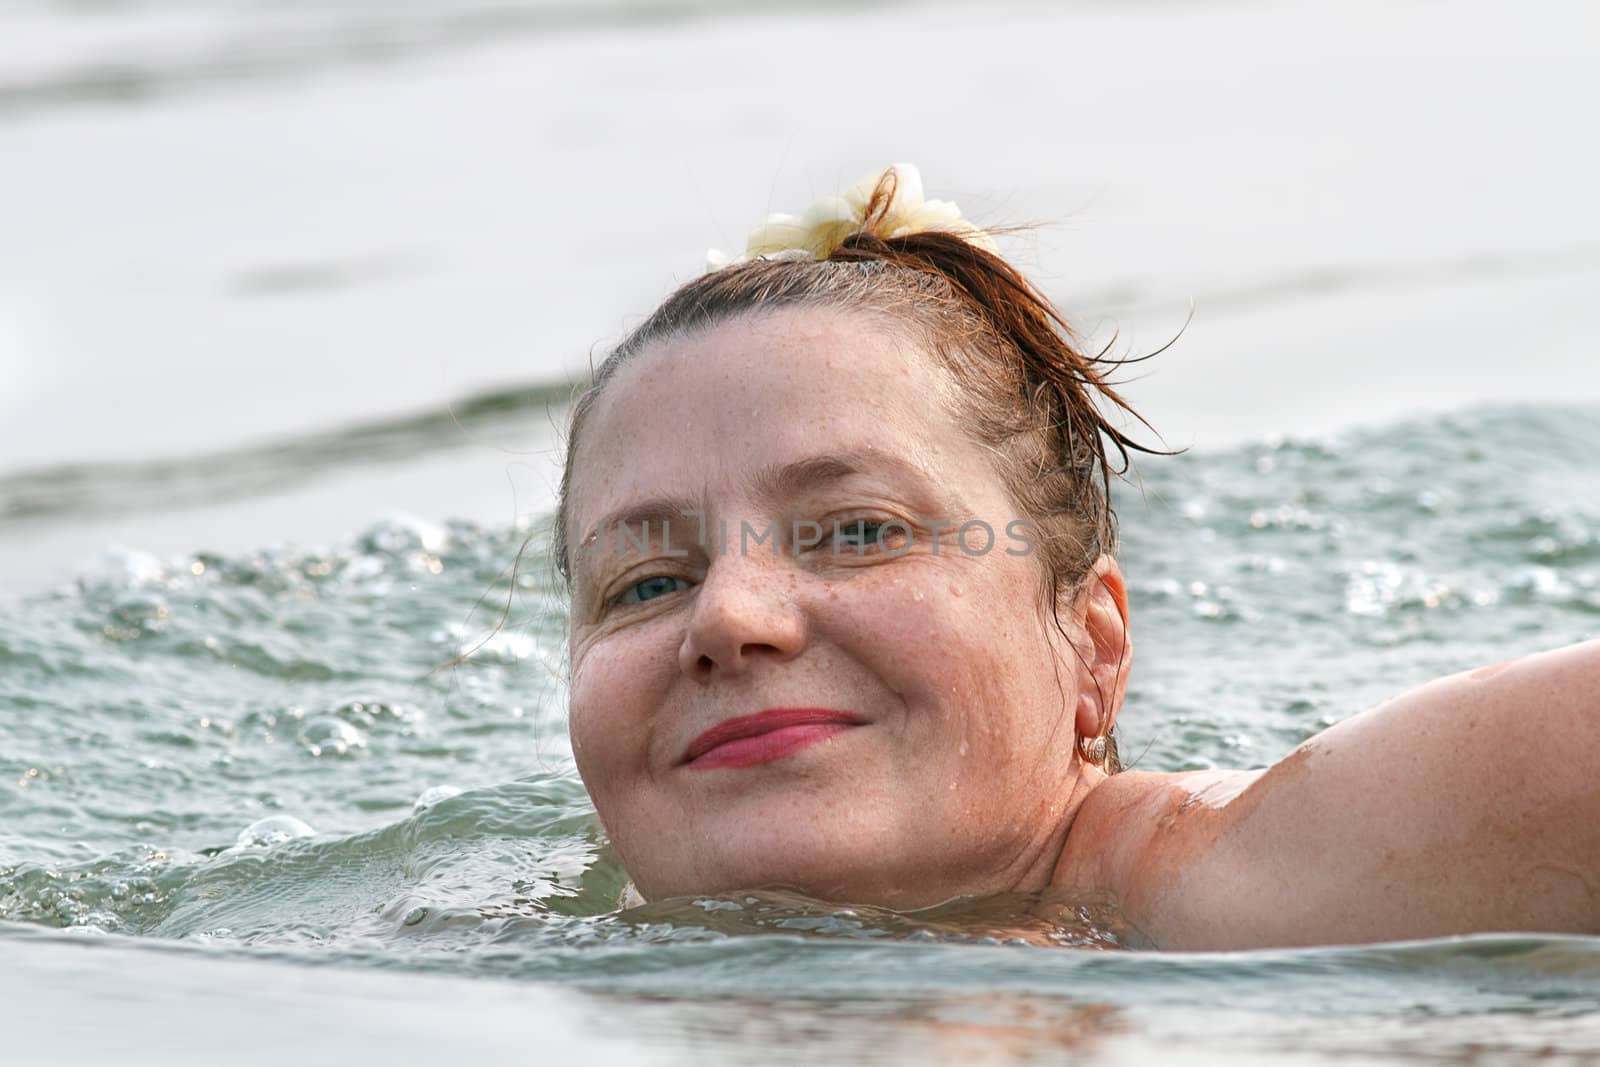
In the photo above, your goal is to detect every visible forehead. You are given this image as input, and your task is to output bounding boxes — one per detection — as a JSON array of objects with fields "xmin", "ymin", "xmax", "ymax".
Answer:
[{"xmin": 567, "ymin": 307, "xmax": 964, "ymax": 533}]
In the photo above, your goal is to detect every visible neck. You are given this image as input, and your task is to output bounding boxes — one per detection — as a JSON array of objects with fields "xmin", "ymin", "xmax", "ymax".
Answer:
[{"xmin": 1010, "ymin": 764, "xmax": 1110, "ymax": 895}]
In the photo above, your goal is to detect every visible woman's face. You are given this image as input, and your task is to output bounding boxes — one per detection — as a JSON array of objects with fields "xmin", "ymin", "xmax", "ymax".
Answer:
[{"xmin": 564, "ymin": 306, "xmax": 1129, "ymax": 908}]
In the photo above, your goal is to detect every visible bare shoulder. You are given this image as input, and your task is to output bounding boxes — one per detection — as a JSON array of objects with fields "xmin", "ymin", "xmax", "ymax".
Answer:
[
  {"xmin": 1302, "ymin": 636, "xmax": 1600, "ymax": 789},
  {"xmin": 1057, "ymin": 638, "xmax": 1600, "ymax": 950},
  {"xmin": 1052, "ymin": 766, "xmax": 1268, "ymax": 920}
]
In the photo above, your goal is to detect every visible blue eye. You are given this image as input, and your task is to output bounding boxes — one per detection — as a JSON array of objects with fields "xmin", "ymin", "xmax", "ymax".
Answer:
[
  {"xmin": 833, "ymin": 520, "xmax": 886, "ymax": 551},
  {"xmin": 616, "ymin": 575, "xmax": 687, "ymax": 606}
]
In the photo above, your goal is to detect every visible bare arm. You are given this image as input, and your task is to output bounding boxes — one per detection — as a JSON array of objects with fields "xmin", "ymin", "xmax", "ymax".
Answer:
[{"xmin": 1112, "ymin": 639, "xmax": 1600, "ymax": 950}]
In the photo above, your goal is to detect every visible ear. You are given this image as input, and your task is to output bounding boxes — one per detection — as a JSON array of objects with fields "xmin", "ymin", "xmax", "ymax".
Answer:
[{"xmin": 1071, "ymin": 555, "xmax": 1132, "ymax": 741}]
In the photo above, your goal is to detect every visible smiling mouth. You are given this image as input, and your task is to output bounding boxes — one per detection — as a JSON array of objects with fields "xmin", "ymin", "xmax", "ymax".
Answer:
[{"xmin": 683, "ymin": 707, "xmax": 864, "ymax": 770}]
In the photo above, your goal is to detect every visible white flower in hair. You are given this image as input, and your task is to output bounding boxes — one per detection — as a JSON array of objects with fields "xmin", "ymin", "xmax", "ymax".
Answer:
[{"xmin": 706, "ymin": 164, "xmax": 999, "ymax": 271}]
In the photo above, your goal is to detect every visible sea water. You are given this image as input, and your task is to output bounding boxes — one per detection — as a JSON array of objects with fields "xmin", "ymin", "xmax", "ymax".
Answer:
[{"xmin": 4, "ymin": 404, "xmax": 1600, "ymax": 1064}]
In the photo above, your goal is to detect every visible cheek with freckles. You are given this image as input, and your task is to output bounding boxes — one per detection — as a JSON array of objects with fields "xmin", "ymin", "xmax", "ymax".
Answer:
[
  {"xmin": 567, "ymin": 640, "xmax": 701, "ymax": 884},
  {"xmin": 567, "ymin": 627, "xmax": 679, "ymax": 793},
  {"xmin": 822, "ymin": 558, "xmax": 1074, "ymax": 787}
]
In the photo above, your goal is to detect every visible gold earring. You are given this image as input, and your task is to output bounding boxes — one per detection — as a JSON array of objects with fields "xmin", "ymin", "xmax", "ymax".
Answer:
[{"xmin": 1077, "ymin": 733, "xmax": 1107, "ymax": 766}]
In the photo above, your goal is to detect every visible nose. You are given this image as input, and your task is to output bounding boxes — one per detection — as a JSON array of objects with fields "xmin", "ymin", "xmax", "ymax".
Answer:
[{"xmin": 678, "ymin": 556, "xmax": 806, "ymax": 679}]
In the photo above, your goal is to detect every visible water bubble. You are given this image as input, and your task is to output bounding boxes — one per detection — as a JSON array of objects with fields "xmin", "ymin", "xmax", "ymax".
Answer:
[
  {"xmin": 694, "ymin": 898, "xmax": 743, "ymax": 913},
  {"xmin": 78, "ymin": 545, "xmax": 164, "ymax": 600},
  {"xmin": 1344, "ymin": 560, "xmax": 1408, "ymax": 617},
  {"xmin": 358, "ymin": 513, "xmax": 447, "ymax": 556},
  {"xmin": 339, "ymin": 556, "xmax": 385, "ymax": 582},
  {"xmin": 1510, "ymin": 565, "xmax": 1570, "ymax": 600},
  {"xmin": 412, "ymin": 785, "xmax": 462, "ymax": 813},
  {"xmin": 298, "ymin": 717, "xmax": 364, "ymax": 757},
  {"xmin": 455, "ymin": 629, "xmax": 534, "ymax": 665},
  {"xmin": 330, "ymin": 699, "xmax": 405, "ymax": 726},
  {"xmin": 1139, "ymin": 577, "xmax": 1183, "ymax": 599},
  {"xmin": 234, "ymin": 815, "xmax": 315, "ymax": 848},
  {"xmin": 110, "ymin": 592, "xmax": 169, "ymax": 628}
]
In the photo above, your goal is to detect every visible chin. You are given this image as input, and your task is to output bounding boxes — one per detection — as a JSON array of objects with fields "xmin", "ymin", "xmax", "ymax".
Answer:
[
  {"xmin": 629, "ymin": 836, "xmax": 927, "ymax": 909},
  {"xmin": 613, "ymin": 788, "xmax": 932, "ymax": 904}
]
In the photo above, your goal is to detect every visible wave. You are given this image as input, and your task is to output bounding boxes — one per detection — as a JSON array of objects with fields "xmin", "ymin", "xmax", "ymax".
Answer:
[
  {"xmin": 0, "ymin": 0, "xmax": 921, "ymax": 122},
  {"xmin": 0, "ymin": 380, "xmax": 574, "ymax": 526},
  {"xmin": 1075, "ymin": 242, "xmax": 1600, "ymax": 320}
]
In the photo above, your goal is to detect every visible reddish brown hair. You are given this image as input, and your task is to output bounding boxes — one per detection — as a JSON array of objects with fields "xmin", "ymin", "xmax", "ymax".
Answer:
[{"xmin": 554, "ymin": 171, "xmax": 1172, "ymax": 771}]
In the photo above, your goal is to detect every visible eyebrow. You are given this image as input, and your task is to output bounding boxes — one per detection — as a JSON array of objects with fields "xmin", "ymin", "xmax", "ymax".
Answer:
[
  {"xmin": 577, "ymin": 447, "xmax": 953, "ymax": 560},
  {"xmin": 748, "ymin": 452, "xmax": 883, "ymax": 506},
  {"xmin": 579, "ymin": 495, "xmax": 704, "ymax": 557}
]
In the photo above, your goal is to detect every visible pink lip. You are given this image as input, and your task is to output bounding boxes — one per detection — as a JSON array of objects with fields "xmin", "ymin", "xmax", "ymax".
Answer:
[{"xmin": 683, "ymin": 707, "xmax": 864, "ymax": 770}]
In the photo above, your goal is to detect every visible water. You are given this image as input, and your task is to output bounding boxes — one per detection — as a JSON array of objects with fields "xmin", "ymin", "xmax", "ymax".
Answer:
[
  {"xmin": 5, "ymin": 403, "xmax": 1600, "ymax": 1063},
  {"xmin": 6, "ymin": 0, "xmax": 1598, "ymax": 478}
]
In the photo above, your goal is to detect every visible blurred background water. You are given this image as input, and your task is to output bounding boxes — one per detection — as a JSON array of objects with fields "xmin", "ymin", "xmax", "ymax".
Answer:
[{"xmin": 2, "ymin": 0, "xmax": 1599, "ymax": 1063}]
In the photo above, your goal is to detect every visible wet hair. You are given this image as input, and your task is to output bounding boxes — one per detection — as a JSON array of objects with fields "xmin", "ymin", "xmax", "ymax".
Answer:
[{"xmin": 554, "ymin": 171, "xmax": 1173, "ymax": 773}]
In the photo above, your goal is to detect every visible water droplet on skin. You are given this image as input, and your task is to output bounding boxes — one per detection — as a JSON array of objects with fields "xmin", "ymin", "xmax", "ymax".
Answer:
[
  {"xmin": 949, "ymin": 584, "xmax": 964, "ymax": 597},
  {"xmin": 958, "ymin": 740, "xmax": 970, "ymax": 757},
  {"xmin": 911, "ymin": 588, "xmax": 924, "ymax": 602}
]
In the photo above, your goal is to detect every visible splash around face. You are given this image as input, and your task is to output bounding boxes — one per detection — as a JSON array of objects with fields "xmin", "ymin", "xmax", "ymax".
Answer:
[{"xmin": 563, "ymin": 307, "xmax": 1131, "ymax": 909}]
